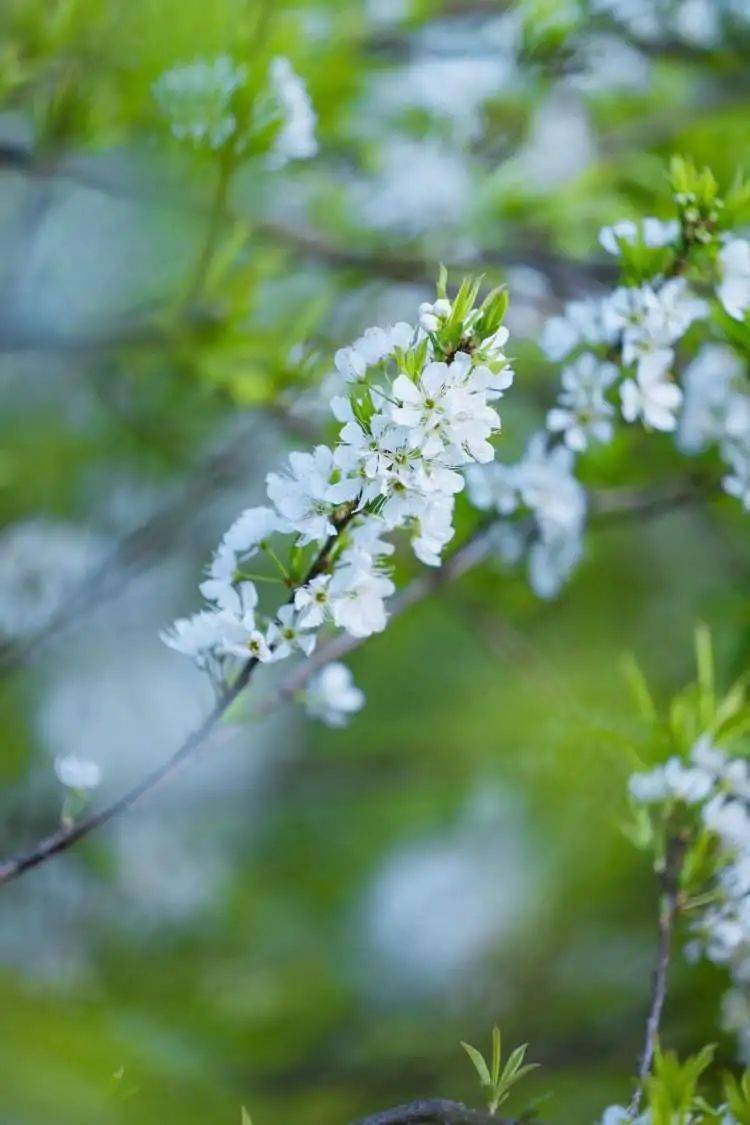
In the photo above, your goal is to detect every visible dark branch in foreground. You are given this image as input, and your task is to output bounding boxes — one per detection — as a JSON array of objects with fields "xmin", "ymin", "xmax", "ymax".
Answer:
[
  {"xmin": 0, "ymin": 478, "xmax": 717, "ymax": 888},
  {"xmin": 350, "ymin": 1098, "xmax": 515, "ymax": 1124}
]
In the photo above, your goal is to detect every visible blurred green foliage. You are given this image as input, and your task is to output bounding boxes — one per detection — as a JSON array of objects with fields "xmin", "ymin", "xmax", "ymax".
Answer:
[{"xmin": 0, "ymin": 0, "xmax": 749, "ymax": 1123}]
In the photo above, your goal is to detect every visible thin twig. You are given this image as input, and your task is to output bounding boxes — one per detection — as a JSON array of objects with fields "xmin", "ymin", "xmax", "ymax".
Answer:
[
  {"xmin": 0, "ymin": 658, "xmax": 255, "ymax": 884},
  {"xmin": 349, "ymin": 1098, "xmax": 515, "ymax": 1124},
  {"xmin": 627, "ymin": 832, "xmax": 686, "ymax": 1118}
]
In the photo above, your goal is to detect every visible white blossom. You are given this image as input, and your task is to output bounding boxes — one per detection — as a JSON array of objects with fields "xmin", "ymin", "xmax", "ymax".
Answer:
[
  {"xmin": 620, "ymin": 366, "xmax": 683, "ymax": 432},
  {"xmin": 223, "ymin": 505, "xmax": 286, "ymax": 554},
  {"xmin": 605, "ymin": 279, "xmax": 706, "ymax": 378},
  {"xmin": 628, "ymin": 757, "xmax": 713, "ymax": 805},
  {"xmin": 328, "ymin": 556, "xmax": 395, "ymax": 638},
  {"xmin": 516, "ymin": 434, "xmax": 586, "ymax": 539},
  {"xmin": 718, "ymin": 239, "xmax": 750, "ymax": 322},
  {"xmin": 678, "ymin": 344, "xmax": 747, "ymax": 453},
  {"xmin": 418, "ymin": 297, "xmax": 452, "ymax": 333},
  {"xmin": 528, "ymin": 529, "xmax": 584, "ymax": 600},
  {"xmin": 599, "ymin": 217, "xmax": 679, "ymax": 256},
  {"xmin": 267, "ymin": 56, "xmax": 318, "ymax": 167},
  {"xmin": 334, "ymin": 322, "xmax": 414, "ymax": 384},
  {"xmin": 540, "ymin": 296, "xmax": 617, "ymax": 362},
  {"xmin": 464, "ymin": 462, "xmax": 519, "ymax": 516},
  {"xmin": 266, "ymin": 604, "xmax": 316, "ymax": 660},
  {"xmin": 294, "ymin": 574, "xmax": 332, "ymax": 628},
  {"xmin": 390, "ymin": 356, "xmax": 500, "ymax": 464},
  {"xmin": 305, "ymin": 662, "xmax": 365, "ymax": 726},
  {"xmin": 546, "ymin": 352, "xmax": 617, "ymax": 451},
  {"xmin": 54, "ymin": 754, "xmax": 102, "ymax": 791},
  {"xmin": 266, "ymin": 446, "xmax": 358, "ymax": 545}
]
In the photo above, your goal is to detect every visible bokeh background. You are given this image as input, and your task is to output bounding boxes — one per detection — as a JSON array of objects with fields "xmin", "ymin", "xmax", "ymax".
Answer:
[{"xmin": 1, "ymin": 0, "xmax": 750, "ymax": 1121}]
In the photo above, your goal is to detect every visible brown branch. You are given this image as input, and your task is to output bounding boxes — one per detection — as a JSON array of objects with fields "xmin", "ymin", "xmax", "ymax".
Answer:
[
  {"xmin": 350, "ymin": 1098, "xmax": 515, "ymax": 1124},
  {"xmin": 627, "ymin": 832, "xmax": 686, "ymax": 1118}
]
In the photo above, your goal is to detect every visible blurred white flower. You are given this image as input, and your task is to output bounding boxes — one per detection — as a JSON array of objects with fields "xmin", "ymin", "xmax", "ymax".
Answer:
[
  {"xmin": 267, "ymin": 56, "xmax": 318, "ymax": 167},
  {"xmin": 599, "ymin": 217, "xmax": 679, "ymax": 255},
  {"xmin": 54, "ymin": 754, "xmax": 102, "ymax": 791},
  {"xmin": 305, "ymin": 662, "xmax": 365, "ymax": 726},
  {"xmin": 719, "ymin": 239, "xmax": 750, "ymax": 322},
  {"xmin": 0, "ymin": 520, "xmax": 105, "ymax": 640}
]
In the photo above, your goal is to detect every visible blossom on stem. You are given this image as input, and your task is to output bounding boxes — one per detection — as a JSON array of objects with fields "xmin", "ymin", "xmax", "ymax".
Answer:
[{"xmin": 54, "ymin": 755, "xmax": 102, "ymax": 791}]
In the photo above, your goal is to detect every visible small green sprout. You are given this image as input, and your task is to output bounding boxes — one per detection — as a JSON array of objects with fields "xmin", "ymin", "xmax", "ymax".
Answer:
[{"xmin": 461, "ymin": 1025, "xmax": 539, "ymax": 1116}]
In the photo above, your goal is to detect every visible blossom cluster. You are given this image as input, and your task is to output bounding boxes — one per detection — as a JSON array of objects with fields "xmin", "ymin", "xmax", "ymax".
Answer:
[
  {"xmin": 162, "ymin": 280, "xmax": 514, "ymax": 721},
  {"xmin": 464, "ymin": 188, "xmax": 750, "ymax": 600},
  {"xmin": 629, "ymin": 737, "xmax": 750, "ymax": 1062},
  {"xmin": 541, "ymin": 223, "xmax": 750, "ymax": 492},
  {"xmin": 466, "ymin": 435, "xmax": 586, "ymax": 599},
  {"xmin": 152, "ymin": 53, "xmax": 317, "ymax": 164}
]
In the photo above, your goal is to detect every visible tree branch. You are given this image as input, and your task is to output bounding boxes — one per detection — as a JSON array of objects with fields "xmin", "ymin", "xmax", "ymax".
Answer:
[
  {"xmin": 627, "ymin": 831, "xmax": 686, "ymax": 1118},
  {"xmin": 0, "ymin": 138, "xmax": 612, "ymax": 308},
  {"xmin": 0, "ymin": 508, "xmax": 355, "ymax": 887},
  {"xmin": 350, "ymin": 1098, "xmax": 515, "ymax": 1124}
]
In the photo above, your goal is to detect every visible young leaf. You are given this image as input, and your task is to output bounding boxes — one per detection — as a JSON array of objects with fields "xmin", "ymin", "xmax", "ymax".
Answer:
[
  {"xmin": 491, "ymin": 1025, "xmax": 502, "ymax": 1087},
  {"xmin": 461, "ymin": 1041, "xmax": 492, "ymax": 1088}
]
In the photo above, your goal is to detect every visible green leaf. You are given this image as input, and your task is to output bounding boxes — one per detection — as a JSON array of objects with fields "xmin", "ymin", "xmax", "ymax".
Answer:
[
  {"xmin": 461, "ymin": 1041, "xmax": 492, "ymax": 1088},
  {"xmin": 491, "ymin": 1025, "xmax": 502, "ymax": 1087},
  {"xmin": 241, "ymin": 1108, "xmax": 253, "ymax": 1125},
  {"xmin": 694, "ymin": 624, "xmax": 715, "ymax": 730}
]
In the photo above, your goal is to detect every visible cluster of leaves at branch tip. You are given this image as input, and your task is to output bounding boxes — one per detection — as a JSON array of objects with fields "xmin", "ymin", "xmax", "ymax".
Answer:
[
  {"xmin": 461, "ymin": 1025, "xmax": 538, "ymax": 1116},
  {"xmin": 633, "ymin": 1044, "xmax": 750, "ymax": 1123}
]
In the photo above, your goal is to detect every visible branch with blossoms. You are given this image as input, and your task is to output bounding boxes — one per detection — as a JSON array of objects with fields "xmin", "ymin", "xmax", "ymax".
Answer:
[
  {"xmin": 463, "ymin": 156, "xmax": 750, "ymax": 602},
  {"xmin": 0, "ymin": 275, "xmax": 518, "ymax": 883},
  {"xmin": 4, "ymin": 153, "xmax": 750, "ymax": 885}
]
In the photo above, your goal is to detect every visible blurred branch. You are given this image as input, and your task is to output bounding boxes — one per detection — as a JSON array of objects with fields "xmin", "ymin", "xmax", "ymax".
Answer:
[
  {"xmin": 0, "ymin": 424, "xmax": 256, "ymax": 679},
  {"xmin": 350, "ymin": 1099, "xmax": 515, "ymax": 1124},
  {"xmin": 627, "ymin": 831, "xmax": 686, "ymax": 1118},
  {"xmin": 0, "ymin": 138, "xmax": 612, "ymax": 307},
  {"xmin": 0, "ymin": 404, "xmax": 320, "ymax": 681}
]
